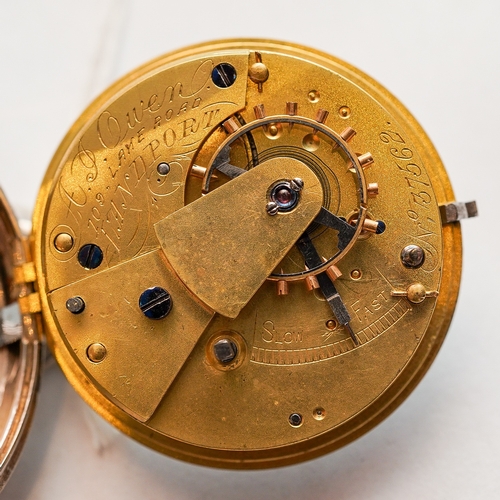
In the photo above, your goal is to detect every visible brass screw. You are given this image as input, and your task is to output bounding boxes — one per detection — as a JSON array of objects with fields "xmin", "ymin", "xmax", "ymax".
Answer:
[
  {"xmin": 54, "ymin": 233, "xmax": 74, "ymax": 252},
  {"xmin": 87, "ymin": 343, "xmax": 107, "ymax": 363}
]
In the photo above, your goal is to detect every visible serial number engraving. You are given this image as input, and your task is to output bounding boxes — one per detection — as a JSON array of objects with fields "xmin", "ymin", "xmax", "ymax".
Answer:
[{"xmin": 380, "ymin": 128, "xmax": 440, "ymax": 273}]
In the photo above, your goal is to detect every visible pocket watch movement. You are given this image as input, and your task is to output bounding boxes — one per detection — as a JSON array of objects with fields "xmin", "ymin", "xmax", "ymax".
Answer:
[{"xmin": 0, "ymin": 39, "xmax": 477, "ymax": 478}]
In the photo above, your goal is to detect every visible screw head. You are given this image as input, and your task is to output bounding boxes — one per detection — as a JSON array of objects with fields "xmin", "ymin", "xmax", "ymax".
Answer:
[
  {"xmin": 54, "ymin": 233, "xmax": 74, "ymax": 252},
  {"xmin": 66, "ymin": 296, "xmax": 85, "ymax": 314},
  {"xmin": 212, "ymin": 63, "xmax": 237, "ymax": 88},
  {"xmin": 290, "ymin": 178, "xmax": 304, "ymax": 192},
  {"xmin": 266, "ymin": 201, "xmax": 279, "ymax": 216},
  {"xmin": 139, "ymin": 287, "xmax": 172, "ymax": 319},
  {"xmin": 289, "ymin": 413, "xmax": 303, "ymax": 427},
  {"xmin": 213, "ymin": 338, "xmax": 238, "ymax": 364},
  {"xmin": 401, "ymin": 244, "xmax": 425, "ymax": 268},
  {"xmin": 87, "ymin": 343, "xmax": 107, "ymax": 363},
  {"xmin": 78, "ymin": 244, "xmax": 103, "ymax": 270},
  {"xmin": 157, "ymin": 162, "xmax": 170, "ymax": 175}
]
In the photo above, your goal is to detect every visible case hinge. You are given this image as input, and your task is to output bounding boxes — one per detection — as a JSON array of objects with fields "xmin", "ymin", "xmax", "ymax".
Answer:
[
  {"xmin": 13, "ymin": 261, "xmax": 41, "ymax": 313},
  {"xmin": 13, "ymin": 261, "xmax": 37, "ymax": 285},
  {"xmin": 18, "ymin": 292, "xmax": 41, "ymax": 314}
]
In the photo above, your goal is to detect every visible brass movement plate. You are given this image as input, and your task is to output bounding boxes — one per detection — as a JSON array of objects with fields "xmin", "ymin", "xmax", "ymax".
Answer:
[{"xmin": 32, "ymin": 40, "xmax": 463, "ymax": 468}]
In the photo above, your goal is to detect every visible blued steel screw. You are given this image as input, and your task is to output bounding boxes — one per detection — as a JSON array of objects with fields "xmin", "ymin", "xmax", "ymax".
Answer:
[
  {"xmin": 78, "ymin": 244, "xmax": 103, "ymax": 270},
  {"xmin": 139, "ymin": 287, "xmax": 172, "ymax": 319},
  {"xmin": 211, "ymin": 63, "xmax": 237, "ymax": 88}
]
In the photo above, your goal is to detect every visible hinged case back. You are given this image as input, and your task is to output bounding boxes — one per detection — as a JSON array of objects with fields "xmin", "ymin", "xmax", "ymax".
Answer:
[{"xmin": 0, "ymin": 189, "xmax": 41, "ymax": 491}]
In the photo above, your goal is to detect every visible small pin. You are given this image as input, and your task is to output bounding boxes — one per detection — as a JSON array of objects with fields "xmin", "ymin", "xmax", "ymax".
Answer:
[
  {"xmin": 315, "ymin": 108, "xmax": 329, "ymax": 125},
  {"xmin": 66, "ymin": 296, "xmax": 85, "ymax": 315},
  {"xmin": 222, "ymin": 117, "xmax": 241, "ymax": 134},
  {"xmin": 87, "ymin": 343, "xmax": 107, "ymax": 363},
  {"xmin": 54, "ymin": 232, "xmax": 74, "ymax": 253},
  {"xmin": 253, "ymin": 104, "xmax": 266, "ymax": 119},
  {"xmin": 333, "ymin": 126, "xmax": 357, "ymax": 150},
  {"xmin": 286, "ymin": 102, "xmax": 298, "ymax": 116},
  {"xmin": 190, "ymin": 164, "xmax": 218, "ymax": 180},
  {"xmin": 322, "ymin": 257, "xmax": 342, "ymax": 281},
  {"xmin": 157, "ymin": 162, "xmax": 170, "ymax": 175},
  {"xmin": 277, "ymin": 270, "xmax": 289, "ymax": 296},
  {"xmin": 348, "ymin": 152, "xmax": 374, "ymax": 172},
  {"xmin": 286, "ymin": 102, "xmax": 298, "ymax": 130},
  {"xmin": 362, "ymin": 219, "xmax": 379, "ymax": 234},
  {"xmin": 304, "ymin": 266, "xmax": 320, "ymax": 291},
  {"xmin": 310, "ymin": 108, "xmax": 329, "ymax": 135},
  {"xmin": 358, "ymin": 152, "xmax": 374, "ymax": 169},
  {"xmin": 266, "ymin": 123, "xmax": 281, "ymax": 138},
  {"xmin": 401, "ymin": 245, "xmax": 425, "ymax": 268},
  {"xmin": 367, "ymin": 183, "xmax": 379, "ymax": 198},
  {"xmin": 351, "ymin": 217, "xmax": 386, "ymax": 235}
]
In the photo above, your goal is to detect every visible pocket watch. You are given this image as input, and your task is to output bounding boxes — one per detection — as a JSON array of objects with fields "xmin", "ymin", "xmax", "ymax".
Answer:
[{"xmin": 0, "ymin": 39, "xmax": 477, "ymax": 486}]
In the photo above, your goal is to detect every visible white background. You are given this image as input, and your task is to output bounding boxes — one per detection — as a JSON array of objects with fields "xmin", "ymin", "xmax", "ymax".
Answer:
[{"xmin": 1, "ymin": 1, "xmax": 498, "ymax": 498}]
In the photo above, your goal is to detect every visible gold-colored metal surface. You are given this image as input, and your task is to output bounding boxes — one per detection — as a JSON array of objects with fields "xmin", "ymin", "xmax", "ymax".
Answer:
[
  {"xmin": 13, "ymin": 262, "xmax": 37, "ymax": 285},
  {"xmin": 0, "ymin": 190, "xmax": 41, "ymax": 490},
  {"xmin": 155, "ymin": 157, "xmax": 323, "ymax": 318},
  {"xmin": 48, "ymin": 250, "xmax": 214, "ymax": 421},
  {"xmin": 30, "ymin": 40, "xmax": 465, "ymax": 469},
  {"xmin": 18, "ymin": 293, "xmax": 41, "ymax": 315}
]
